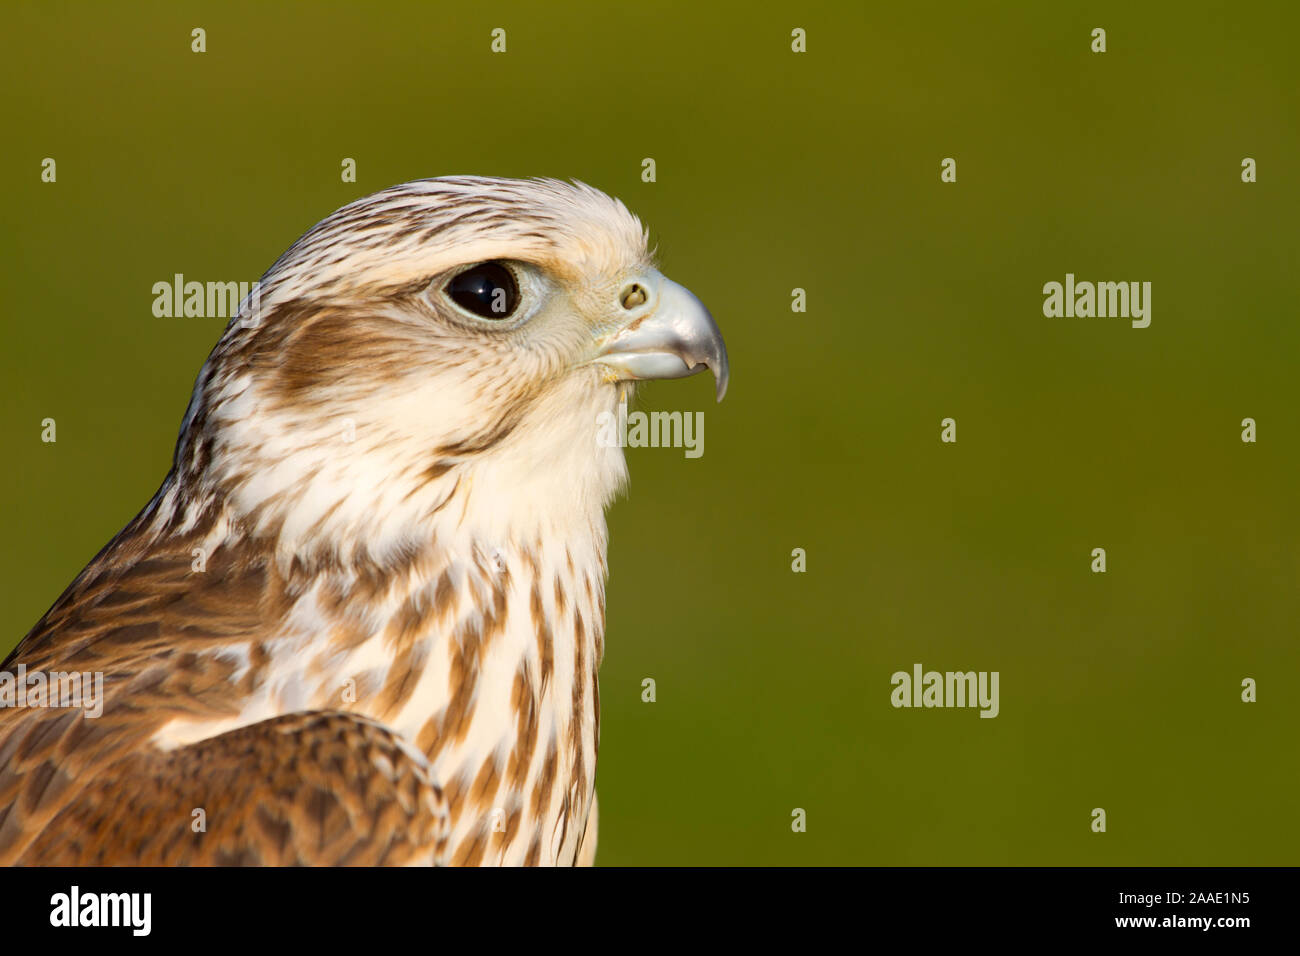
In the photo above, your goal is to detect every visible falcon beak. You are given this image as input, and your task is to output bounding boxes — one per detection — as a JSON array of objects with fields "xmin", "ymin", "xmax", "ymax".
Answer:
[{"xmin": 594, "ymin": 273, "xmax": 729, "ymax": 401}]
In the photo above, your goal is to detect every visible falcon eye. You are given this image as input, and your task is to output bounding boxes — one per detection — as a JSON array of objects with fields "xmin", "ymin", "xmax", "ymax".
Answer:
[{"xmin": 446, "ymin": 262, "xmax": 519, "ymax": 320}]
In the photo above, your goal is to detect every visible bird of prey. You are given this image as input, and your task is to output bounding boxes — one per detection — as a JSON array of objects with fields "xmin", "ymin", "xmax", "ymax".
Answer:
[{"xmin": 0, "ymin": 176, "xmax": 728, "ymax": 866}]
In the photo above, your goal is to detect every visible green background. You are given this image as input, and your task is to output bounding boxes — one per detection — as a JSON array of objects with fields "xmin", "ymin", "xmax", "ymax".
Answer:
[{"xmin": 2, "ymin": 1, "xmax": 1296, "ymax": 864}]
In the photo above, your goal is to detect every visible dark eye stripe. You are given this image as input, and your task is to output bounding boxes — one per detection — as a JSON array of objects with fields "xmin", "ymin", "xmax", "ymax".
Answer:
[{"xmin": 446, "ymin": 262, "xmax": 519, "ymax": 320}]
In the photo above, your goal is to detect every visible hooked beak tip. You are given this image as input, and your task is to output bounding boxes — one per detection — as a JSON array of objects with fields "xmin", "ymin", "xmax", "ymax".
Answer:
[{"xmin": 712, "ymin": 358, "xmax": 729, "ymax": 402}]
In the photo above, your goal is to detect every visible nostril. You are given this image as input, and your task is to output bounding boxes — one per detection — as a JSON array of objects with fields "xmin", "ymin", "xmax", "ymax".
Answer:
[{"xmin": 620, "ymin": 283, "xmax": 649, "ymax": 310}]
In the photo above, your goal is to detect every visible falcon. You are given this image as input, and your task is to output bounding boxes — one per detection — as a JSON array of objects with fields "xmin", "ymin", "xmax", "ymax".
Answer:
[{"xmin": 0, "ymin": 176, "xmax": 728, "ymax": 866}]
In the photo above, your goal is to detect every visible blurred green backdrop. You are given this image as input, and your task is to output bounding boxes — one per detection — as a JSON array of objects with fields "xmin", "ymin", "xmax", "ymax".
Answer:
[{"xmin": 2, "ymin": 1, "xmax": 1297, "ymax": 864}]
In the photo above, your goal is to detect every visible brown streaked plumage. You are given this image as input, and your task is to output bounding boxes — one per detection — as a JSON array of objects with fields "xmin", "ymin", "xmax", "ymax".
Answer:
[{"xmin": 0, "ymin": 176, "xmax": 727, "ymax": 866}]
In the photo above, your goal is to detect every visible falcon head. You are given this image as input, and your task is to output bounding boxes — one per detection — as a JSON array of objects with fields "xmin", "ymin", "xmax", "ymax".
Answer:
[{"xmin": 173, "ymin": 176, "xmax": 728, "ymax": 562}]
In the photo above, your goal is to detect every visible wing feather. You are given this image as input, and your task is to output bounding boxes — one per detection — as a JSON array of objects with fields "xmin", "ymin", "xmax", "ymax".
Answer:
[{"xmin": 16, "ymin": 711, "xmax": 448, "ymax": 865}]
